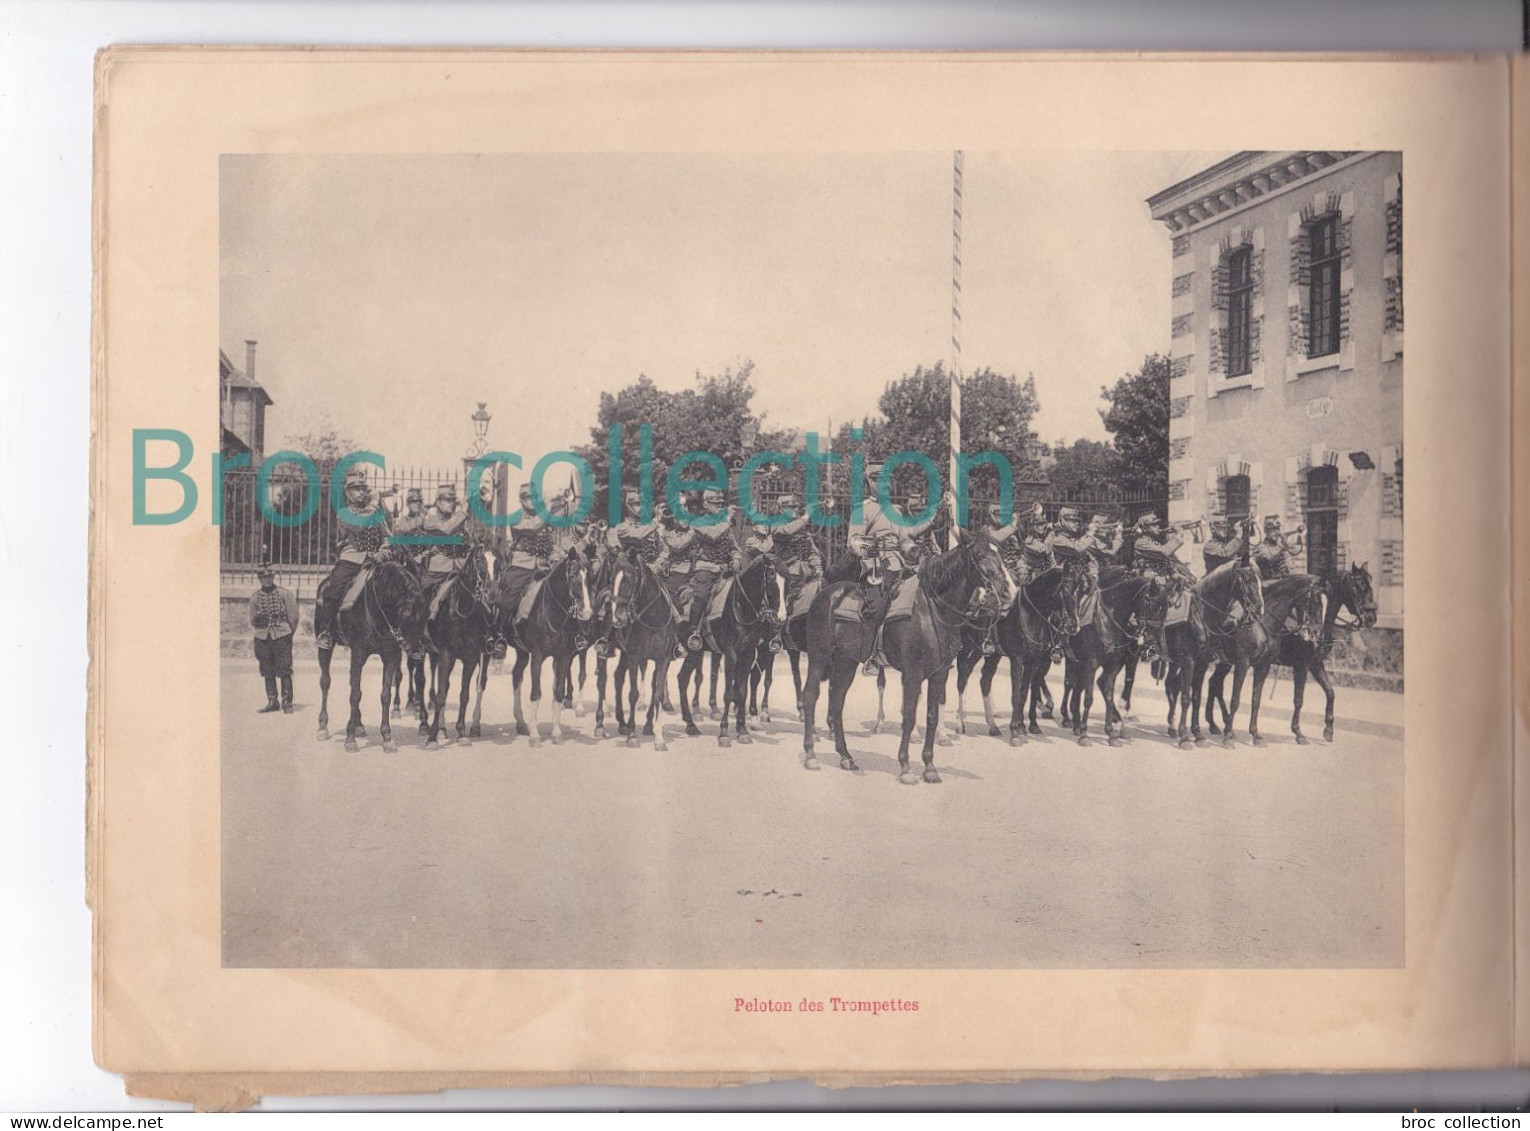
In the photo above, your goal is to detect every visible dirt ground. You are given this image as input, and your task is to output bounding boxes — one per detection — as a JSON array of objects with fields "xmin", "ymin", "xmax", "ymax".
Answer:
[{"xmin": 221, "ymin": 654, "xmax": 1403, "ymax": 969}]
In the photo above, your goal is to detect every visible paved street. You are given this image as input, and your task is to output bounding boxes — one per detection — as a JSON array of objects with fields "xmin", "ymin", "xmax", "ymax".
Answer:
[{"xmin": 221, "ymin": 655, "xmax": 1403, "ymax": 970}]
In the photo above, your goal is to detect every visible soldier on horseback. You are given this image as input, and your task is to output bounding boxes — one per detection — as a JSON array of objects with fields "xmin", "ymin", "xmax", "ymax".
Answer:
[
  {"xmin": 1087, "ymin": 513, "xmax": 1122, "ymax": 574},
  {"xmin": 1202, "ymin": 512, "xmax": 1252, "ymax": 574},
  {"xmin": 593, "ymin": 488, "xmax": 672, "ymax": 658},
  {"xmin": 392, "ymin": 487, "xmax": 429, "ymax": 566},
  {"xmin": 849, "ymin": 467, "xmax": 935, "ymax": 677},
  {"xmin": 314, "ymin": 466, "xmax": 398, "ymax": 652},
  {"xmin": 1253, "ymin": 514, "xmax": 1303, "ymax": 580},
  {"xmin": 766, "ymin": 489, "xmax": 823, "ymax": 630},
  {"xmin": 681, "ymin": 486, "xmax": 743, "ymax": 653},
  {"xmin": 501, "ymin": 482, "xmax": 568, "ymax": 634}
]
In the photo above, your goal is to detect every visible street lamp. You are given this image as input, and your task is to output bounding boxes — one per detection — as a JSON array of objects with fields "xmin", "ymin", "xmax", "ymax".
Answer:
[{"xmin": 467, "ymin": 402, "xmax": 492, "ymax": 459}]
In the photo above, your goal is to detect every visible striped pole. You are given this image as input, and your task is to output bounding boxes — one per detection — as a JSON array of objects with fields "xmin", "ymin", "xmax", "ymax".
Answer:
[{"xmin": 949, "ymin": 149, "xmax": 964, "ymax": 549}]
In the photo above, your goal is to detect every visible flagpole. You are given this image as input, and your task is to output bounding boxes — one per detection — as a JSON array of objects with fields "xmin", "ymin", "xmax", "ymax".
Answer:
[{"xmin": 949, "ymin": 149, "xmax": 964, "ymax": 549}]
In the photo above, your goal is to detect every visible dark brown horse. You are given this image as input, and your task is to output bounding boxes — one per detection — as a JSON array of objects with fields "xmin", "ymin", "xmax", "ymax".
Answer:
[
  {"xmin": 504, "ymin": 549, "xmax": 595, "ymax": 747},
  {"xmin": 1160, "ymin": 560, "xmax": 1265, "ymax": 747},
  {"xmin": 676, "ymin": 553, "xmax": 780, "ymax": 746},
  {"xmin": 1060, "ymin": 570, "xmax": 1165, "ymax": 747},
  {"xmin": 800, "ymin": 535, "xmax": 1009, "ymax": 782},
  {"xmin": 602, "ymin": 550, "xmax": 680, "ymax": 751},
  {"xmin": 1207, "ymin": 574, "xmax": 1327, "ymax": 746},
  {"xmin": 316, "ymin": 551, "xmax": 430, "ymax": 752},
  {"xmin": 421, "ymin": 541, "xmax": 500, "ymax": 748},
  {"xmin": 999, "ymin": 563, "xmax": 1089, "ymax": 745}
]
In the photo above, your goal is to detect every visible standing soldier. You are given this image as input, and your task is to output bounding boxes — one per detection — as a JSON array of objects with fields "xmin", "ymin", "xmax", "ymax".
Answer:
[
  {"xmin": 1253, "ymin": 514, "xmax": 1302, "ymax": 580},
  {"xmin": 249, "ymin": 560, "xmax": 299, "ymax": 713},
  {"xmin": 682, "ymin": 486, "xmax": 743, "ymax": 652},
  {"xmin": 313, "ymin": 467, "xmax": 397, "ymax": 651}
]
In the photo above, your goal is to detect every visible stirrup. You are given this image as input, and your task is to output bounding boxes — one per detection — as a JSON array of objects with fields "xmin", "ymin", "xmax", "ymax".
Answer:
[
  {"xmin": 316, "ymin": 631, "xmax": 334, "ymax": 650},
  {"xmin": 769, "ymin": 635, "xmax": 784, "ymax": 654},
  {"xmin": 573, "ymin": 633, "xmax": 590, "ymax": 652},
  {"xmin": 981, "ymin": 637, "xmax": 997, "ymax": 656},
  {"xmin": 491, "ymin": 638, "xmax": 508, "ymax": 659},
  {"xmin": 687, "ymin": 632, "xmax": 704, "ymax": 652},
  {"xmin": 594, "ymin": 638, "xmax": 613, "ymax": 658}
]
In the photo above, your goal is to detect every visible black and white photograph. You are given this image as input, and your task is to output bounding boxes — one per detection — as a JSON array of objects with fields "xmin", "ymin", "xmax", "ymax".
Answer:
[{"xmin": 215, "ymin": 148, "xmax": 1405, "ymax": 971}]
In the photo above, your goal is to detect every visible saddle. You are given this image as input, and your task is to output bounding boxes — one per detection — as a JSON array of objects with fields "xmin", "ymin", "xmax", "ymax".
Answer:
[
  {"xmin": 787, "ymin": 576, "xmax": 821, "ymax": 621},
  {"xmin": 427, "ymin": 573, "xmax": 456, "ymax": 621},
  {"xmin": 883, "ymin": 576, "xmax": 920, "ymax": 624},
  {"xmin": 516, "ymin": 578, "xmax": 543, "ymax": 623},
  {"xmin": 1164, "ymin": 584, "xmax": 1191, "ymax": 626},
  {"xmin": 339, "ymin": 566, "xmax": 372, "ymax": 613},
  {"xmin": 706, "ymin": 576, "xmax": 734, "ymax": 625}
]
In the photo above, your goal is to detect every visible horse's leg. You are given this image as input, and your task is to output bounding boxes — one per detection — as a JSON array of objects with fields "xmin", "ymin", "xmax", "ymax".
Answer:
[
  {"xmin": 456, "ymin": 655, "xmax": 476, "ymax": 744},
  {"xmin": 677, "ymin": 653, "xmax": 701, "ymax": 736},
  {"xmin": 954, "ymin": 649, "xmax": 976, "ymax": 736},
  {"xmin": 1076, "ymin": 660, "xmax": 1096, "ymax": 747},
  {"xmin": 469, "ymin": 652, "xmax": 489, "ymax": 739},
  {"xmin": 980, "ymin": 652, "xmax": 1003, "ymax": 737},
  {"xmin": 1039, "ymin": 672, "xmax": 1055, "ymax": 719},
  {"xmin": 747, "ymin": 653, "xmax": 761, "ymax": 718},
  {"xmin": 828, "ymin": 658, "xmax": 859, "ymax": 772},
  {"xmin": 426, "ymin": 654, "xmax": 452, "ymax": 748},
  {"xmin": 759, "ymin": 646, "xmax": 774, "ymax": 725},
  {"xmin": 716, "ymin": 653, "xmax": 734, "ymax": 747},
  {"xmin": 1308, "ymin": 658, "xmax": 1337, "ymax": 742},
  {"xmin": 650, "ymin": 657, "xmax": 670, "ymax": 752},
  {"xmin": 574, "ymin": 649, "xmax": 587, "ymax": 717},
  {"xmin": 1205, "ymin": 662, "xmax": 1227, "ymax": 734},
  {"xmin": 1121, "ymin": 651, "xmax": 1138, "ymax": 717},
  {"xmin": 1288, "ymin": 659, "xmax": 1309, "ymax": 745},
  {"xmin": 526, "ymin": 652, "xmax": 544, "ymax": 747},
  {"xmin": 921, "ymin": 671, "xmax": 946, "ymax": 783},
  {"xmin": 413, "ymin": 657, "xmax": 428, "ymax": 726},
  {"xmin": 801, "ymin": 649, "xmax": 823, "ymax": 769},
  {"xmin": 708, "ymin": 652, "xmax": 722, "ymax": 720},
  {"xmin": 317, "ymin": 646, "xmax": 333, "ymax": 740},
  {"xmin": 550, "ymin": 653, "xmax": 569, "ymax": 744},
  {"xmin": 1222, "ymin": 662, "xmax": 1247, "ymax": 748},
  {"xmin": 624, "ymin": 655, "xmax": 644, "ymax": 748},
  {"xmin": 895, "ymin": 669, "xmax": 922, "ymax": 785},
  {"xmin": 733, "ymin": 651, "xmax": 753, "ymax": 743},
  {"xmin": 1249, "ymin": 662, "xmax": 1269, "ymax": 747},
  {"xmin": 871, "ymin": 667, "xmax": 886, "ymax": 735},
  {"xmin": 593, "ymin": 651, "xmax": 609, "ymax": 739},
  {"xmin": 344, "ymin": 648, "xmax": 366, "ymax": 751},
  {"xmin": 1099, "ymin": 659, "xmax": 1123, "ymax": 747},
  {"xmin": 1006, "ymin": 655, "xmax": 1029, "ymax": 747},
  {"xmin": 1028, "ymin": 659, "xmax": 1050, "ymax": 735},
  {"xmin": 511, "ymin": 648, "xmax": 530, "ymax": 736},
  {"xmin": 390, "ymin": 663, "xmax": 401, "ymax": 718},
  {"xmin": 380, "ymin": 653, "xmax": 399, "ymax": 752}
]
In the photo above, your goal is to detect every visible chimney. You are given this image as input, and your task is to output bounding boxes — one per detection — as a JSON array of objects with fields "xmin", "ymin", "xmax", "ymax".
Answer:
[{"xmin": 244, "ymin": 339, "xmax": 257, "ymax": 381}]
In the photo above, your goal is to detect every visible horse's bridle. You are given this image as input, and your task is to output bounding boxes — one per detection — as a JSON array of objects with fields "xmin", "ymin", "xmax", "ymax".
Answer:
[{"xmin": 611, "ymin": 560, "xmax": 671, "ymax": 632}]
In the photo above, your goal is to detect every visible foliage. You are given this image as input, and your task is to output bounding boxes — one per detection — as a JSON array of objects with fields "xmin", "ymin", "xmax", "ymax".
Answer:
[
  {"xmin": 280, "ymin": 415, "xmax": 359, "ymax": 466},
  {"xmin": 1100, "ymin": 353, "xmax": 1171, "ymax": 493},
  {"xmin": 1044, "ymin": 437, "xmax": 1122, "ymax": 495}
]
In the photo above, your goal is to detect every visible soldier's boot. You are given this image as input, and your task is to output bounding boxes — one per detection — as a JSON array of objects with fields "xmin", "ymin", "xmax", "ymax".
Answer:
[
  {"xmin": 981, "ymin": 625, "xmax": 998, "ymax": 656},
  {"xmin": 257, "ymin": 677, "xmax": 281, "ymax": 713},
  {"xmin": 280, "ymin": 675, "xmax": 294, "ymax": 713},
  {"xmin": 685, "ymin": 598, "xmax": 706, "ymax": 652},
  {"xmin": 489, "ymin": 631, "xmax": 509, "ymax": 659},
  {"xmin": 313, "ymin": 592, "xmax": 336, "ymax": 651},
  {"xmin": 862, "ymin": 625, "xmax": 888, "ymax": 678}
]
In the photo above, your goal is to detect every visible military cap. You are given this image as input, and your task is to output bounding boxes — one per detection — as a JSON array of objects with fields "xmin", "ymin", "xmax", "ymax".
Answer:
[
  {"xmin": 1263, "ymin": 514, "xmax": 1283, "ymax": 530},
  {"xmin": 405, "ymin": 487, "xmax": 424, "ymax": 502}
]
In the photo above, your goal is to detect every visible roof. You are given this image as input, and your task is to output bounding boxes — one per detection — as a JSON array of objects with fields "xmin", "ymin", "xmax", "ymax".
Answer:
[{"xmin": 219, "ymin": 349, "xmax": 273, "ymax": 406}]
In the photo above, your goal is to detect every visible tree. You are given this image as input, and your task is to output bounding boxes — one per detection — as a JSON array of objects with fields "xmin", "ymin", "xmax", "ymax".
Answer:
[
  {"xmin": 1045, "ymin": 438, "xmax": 1122, "ymax": 495},
  {"xmin": 281, "ymin": 414, "xmax": 359, "ymax": 465},
  {"xmin": 1100, "ymin": 353, "xmax": 1171, "ymax": 494}
]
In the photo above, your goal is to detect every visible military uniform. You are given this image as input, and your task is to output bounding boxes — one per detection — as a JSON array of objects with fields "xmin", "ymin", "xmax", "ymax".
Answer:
[
  {"xmin": 1253, "ymin": 528, "xmax": 1295, "ymax": 580},
  {"xmin": 1202, "ymin": 515, "xmax": 1251, "ymax": 574},
  {"xmin": 249, "ymin": 563, "xmax": 298, "ymax": 713},
  {"xmin": 683, "ymin": 495, "xmax": 742, "ymax": 649},
  {"xmin": 771, "ymin": 509, "xmax": 823, "ymax": 620},
  {"xmin": 314, "ymin": 474, "xmax": 395, "ymax": 648},
  {"xmin": 501, "ymin": 497, "xmax": 565, "ymax": 624}
]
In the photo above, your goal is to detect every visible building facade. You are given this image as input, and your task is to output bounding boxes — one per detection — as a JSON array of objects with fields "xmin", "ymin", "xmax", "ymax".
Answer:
[
  {"xmin": 219, "ymin": 338, "xmax": 272, "ymax": 462},
  {"xmin": 1147, "ymin": 151, "xmax": 1403, "ymax": 632}
]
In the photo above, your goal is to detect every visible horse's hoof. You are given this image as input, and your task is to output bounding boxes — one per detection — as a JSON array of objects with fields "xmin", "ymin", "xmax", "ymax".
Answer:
[
  {"xmin": 457, "ymin": 738, "xmax": 472, "ymax": 749},
  {"xmin": 795, "ymin": 709, "xmax": 804, "ymax": 722},
  {"xmin": 625, "ymin": 735, "xmax": 639, "ymax": 748},
  {"xmin": 1221, "ymin": 737, "xmax": 1235, "ymax": 750},
  {"xmin": 574, "ymin": 703, "xmax": 586, "ymax": 718},
  {"xmin": 515, "ymin": 722, "xmax": 531, "ymax": 736},
  {"xmin": 986, "ymin": 725, "xmax": 1001, "ymax": 738},
  {"xmin": 355, "ymin": 725, "xmax": 367, "ymax": 738},
  {"xmin": 923, "ymin": 770, "xmax": 941, "ymax": 784},
  {"xmin": 936, "ymin": 733, "xmax": 953, "ymax": 748},
  {"xmin": 804, "ymin": 755, "xmax": 821, "ymax": 771},
  {"xmin": 1107, "ymin": 737, "xmax": 1123, "ymax": 748},
  {"xmin": 594, "ymin": 726, "xmax": 607, "ymax": 739},
  {"xmin": 1194, "ymin": 737, "xmax": 1208, "ymax": 748},
  {"xmin": 685, "ymin": 724, "xmax": 702, "ymax": 737},
  {"xmin": 840, "ymin": 757, "xmax": 859, "ymax": 772},
  {"xmin": 1252, "ymin": 735, "xmax": 1267, "ymax": 748},
  {"xmin": 383, "ymin": 740, "xmax": 399, "ymax": 753},
  {"xmin": 344, "ymin": 738, "xmax": 359, "ymax": 753},
  {"xmin": 1008, "ymin": 734, "xmax": 1025, "ymax": 747},
  {"xmin": 760, "ymin": 710, "xmax": 771, "ymax": 724},
  {"xmin": 718, "ymin": 734, "xmax": 732, "ymax": 748},
  {"xmin": 898, "ymin": 772, "xmax": 920, "ymax": 786},
  {"xmin": 1028, "ymin": 723, "xmax": 1042, "ymax": 736},
  {"xmin": 528, "ymin": 736, "xmax": 542, "ymax": 749},
  {"xmin": 737, "ymin": 733, "xmax": 753, "ymax": 745},
  {"xmin": 1178, "ymin": 738, "xmax": 1193, "ymax": 749},
  {"xmin": 1166, "ymin": 726, "xmax": 1177, "ymax": 738},
  {"xmin": 391, "ymin": 707, "xmax": 401, "ymax": 719},
  {"xmin": 642, "ymin": 724, "xmax": 654, "ymax": 737},
  {"xmin": 1294, "ymin": 733, "xmax": 1309, "ymax": 746},
  {"xmin": 468, "ymin": 725, "xmax": 481, "ymax": 739},
  {"xmin": 1323, "ymin": 728, "xmax": 1334, "ymax": 743},
  {"xmin": 550, "ymin": 734, "xmax": 565, "ymax": 746},
  {"xmin": 1208, "ymin": 723, "xmax": 1221, "ymax": 735},
  {"xmin": 1040, "ymin": 709, "xmax": 1054, "ymax": 720},
  {"xmin": 654, "ymin": 742, "xmax": 668, "ymax": 752},
  {"xmin": 708, "ymin": 709, "xmax": 721, "ymax": 721},
  {"xmin": 425, "ymin": 739, "xmax": 439, "ymax": 750},
  {"xmin": 417, "ymin": 723, "xmax": 430, "ymax": 736},
  {"xmin": 317, "ymin": 728, "xmax": 329, "ymax": 741}
]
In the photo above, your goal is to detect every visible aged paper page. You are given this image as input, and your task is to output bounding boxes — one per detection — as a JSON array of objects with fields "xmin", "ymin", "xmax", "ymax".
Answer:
[{"xmin": 90, "ymin": 50, "xmax": 1513, "ymax": 1098}]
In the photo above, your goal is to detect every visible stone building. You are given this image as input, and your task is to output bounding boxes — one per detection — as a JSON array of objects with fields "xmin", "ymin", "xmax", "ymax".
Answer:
[{"xmin": 1147, "ymin": 151, "xmax": 1403, "ymax": 633}]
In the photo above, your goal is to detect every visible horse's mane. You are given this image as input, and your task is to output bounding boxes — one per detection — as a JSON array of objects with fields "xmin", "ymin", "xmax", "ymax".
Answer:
[
  {"xmin": 1260, "ymin": 573, "xmax": 1323, "ymax": 620},
  {"xmin": 1022, "ymin": 565, "xmax": 1065, "ymax": 602},
  {"xmin": 918, "ymin": 539, "xmax": 977, "ymax": 593},
  {"xmin": 1197, "ymin": 561, "xmax": 1255, "ymax": 601}
]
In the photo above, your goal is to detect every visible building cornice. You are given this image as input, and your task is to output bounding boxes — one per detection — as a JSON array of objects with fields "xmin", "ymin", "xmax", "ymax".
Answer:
[{"xmin": 1147, "ymin": 151, "xmax": 1361, "ymax": 233}]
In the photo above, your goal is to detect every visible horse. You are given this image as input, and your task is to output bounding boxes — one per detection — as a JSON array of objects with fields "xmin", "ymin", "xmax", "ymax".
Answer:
[
  {"xmin": 1206, "ymin": 564, "xmax": 1376, "ymax": 746},
  {"xmin": 800, "ymin": 535, "xmax": 1009, "ymax": 782},
  {"xmin": 996, "ymin": 563, "xmax": 1089, "ymax": 745},
  {"xmin": 1159, "ymin": 560, "xmax": 1265, "ymax": 747},
  {"xmin": 504, "ymin": 549, "xmax": 595, "ymax": 747},
  {"xmin": 421, "ymin": 540, "xmax": 500, "ymax": 748},
  {"xmin": 1207, "ymin": 573, "xmax": 1327, "ymax": 746},
  {"xmin": 603, "ymin": 550, "xmax": 680, "ymax": 750},
  {"xmin": 675, "ymin": 553, "xmax": 780, "ymax": 746},
  {"xmin": 316, "ymin": 551, "xmax": 430, "ymax": 753},
  {"xmin": 1060, "ymin": 569, "xmax": 1165, "ymax": 747}
]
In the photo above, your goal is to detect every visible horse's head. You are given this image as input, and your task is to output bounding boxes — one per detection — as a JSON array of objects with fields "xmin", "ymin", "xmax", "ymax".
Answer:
[
  {"xmin": 376, "ymin": 558, "xmax": 430, "ymax": 655},
  {"xmin": 609, "ymin": 554, "xmax": 639, "ymax": 629},
  {"xmin": 1135, "ymin": 575, "xmax": 1171, "ymax": 635},
  {"xmin": 560, "ymin": 547, "xmax": 595, "ymax": 622},
  {"xmin": 1337, "ymin": 562, "xmax": 1377, "ymax": 628},
  {"xmin": 1055, "ymin": 554, "xmax": 1093, "ymax": 633},
  {"xmin": 1296, "ymin": 577, "xmax": 1327, "ymax": 644},
  {"xmin": 1232, "ymin": 563, "xmax": 1265, "ymax": 625},
  {"xmin": 969, "ymin": 535, "xmax": 1014, "ymax": 616},
  {"xmin": 464, "ymin": 541, "xmax": 499, "ymax": 616},
  {"xmin": 737, "ymin": 553, "xmax": 781, "ymax": 627}
]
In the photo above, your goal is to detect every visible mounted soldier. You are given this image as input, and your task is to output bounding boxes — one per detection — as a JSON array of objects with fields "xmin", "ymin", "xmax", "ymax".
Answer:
[
  {"xmin": 1087, "ymin": 513, "xmax": 1122, "ymax": 574},
  {"xmin": 592, "ymin": 489, "xmax": 673, "ymax": 658},
  {"xmin": 682, "ymin": 486, "xmax": 743, "ymax": 652},
  {"xmin": 766, "ymin": 489, "xmax": 823, "ymax": 627},
  {"xmin": 899, "ymin": 484, "xmax": 943, "ymax": 572},
  {"xmin": 314, "ymin": 467, "xmax": 398, "ymax": 651},
  {"xmin": 420, "ymin": 481, "xmax": 473, "ymax": 606},
  {"xmin": 1253, "ymin": 514, "xmax": 1303, "ymax": 580},
  {"xmin": 501, "ymin": 482, "xmax": 567, "ymax": 632},
  {"xmin": 392, "ymin": 487, "xmax": 429, "ymax": 568},
  {"xmin": 848, "ymin": 465, "xmax": 917, "ymax": 676},
  {"xmin": 1201, "ymin": 512, "xmax": 1257, "ymax": 630}
]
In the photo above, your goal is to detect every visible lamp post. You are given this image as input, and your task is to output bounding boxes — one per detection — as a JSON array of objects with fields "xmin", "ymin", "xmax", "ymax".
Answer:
[{"xmin": 463, "ymin": 402, "xmax": 498, "ymax": 518}]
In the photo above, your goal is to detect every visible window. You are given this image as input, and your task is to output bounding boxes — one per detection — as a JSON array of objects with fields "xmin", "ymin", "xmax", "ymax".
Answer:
[
  {"xmin": 1223, "ymin": 473, "xmax": 1250, "ymax": 520},
  {"xmin": 1226, "ymin": 247, "xmax": 1252, "ymax": 377},
  {"xmin": 1307, "ymin": 216, "xmax": 1341, "ymax": 358},
  {"xmin": 1305, "ymin": 464, "xmax": 1339, "ymax": 578}
]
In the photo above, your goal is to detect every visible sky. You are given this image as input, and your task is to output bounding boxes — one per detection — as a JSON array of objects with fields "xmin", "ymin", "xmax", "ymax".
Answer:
[{"xmin": 221, "ymin": 150, "xmax": 1225, "ymax": 476}]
